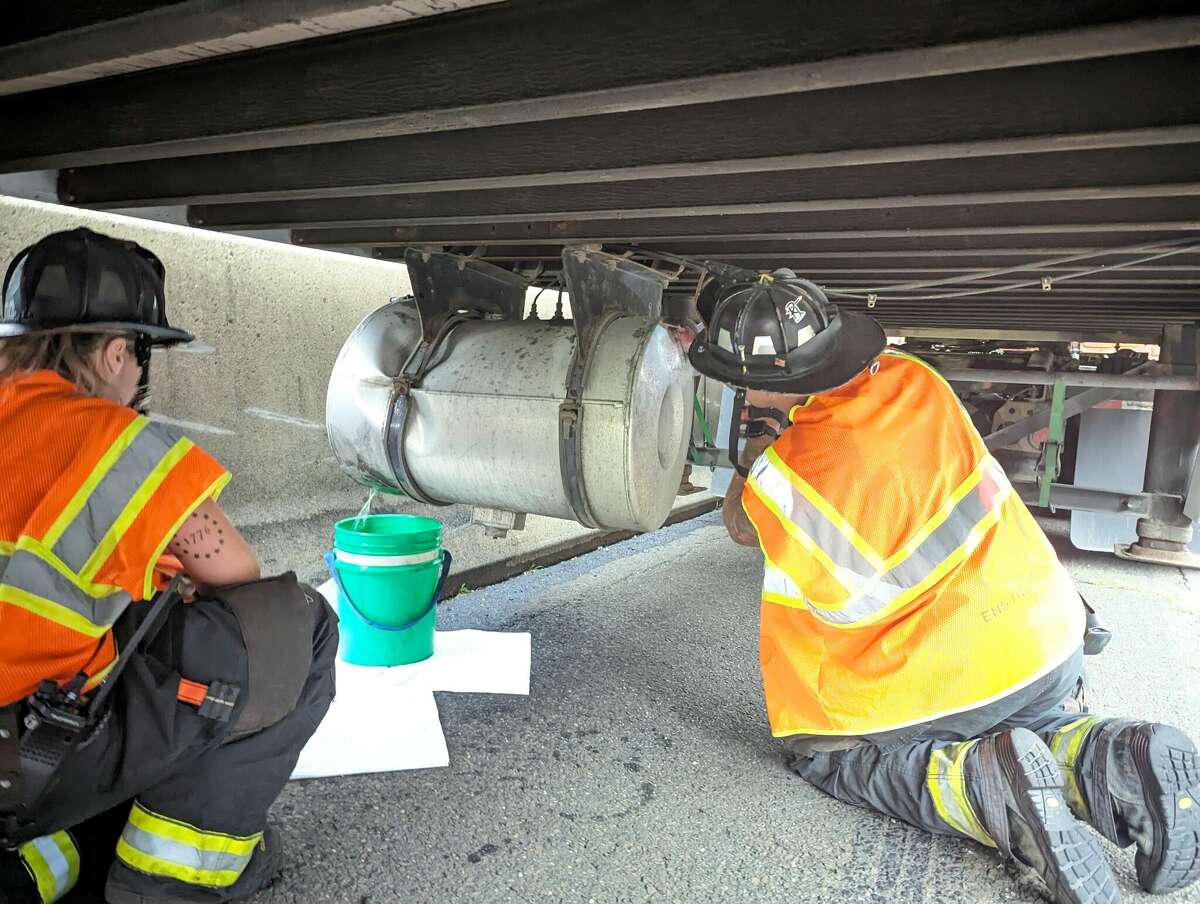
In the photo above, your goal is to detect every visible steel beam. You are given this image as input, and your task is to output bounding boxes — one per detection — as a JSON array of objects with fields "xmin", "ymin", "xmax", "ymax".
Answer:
[
  {"xmin": 631, "ymin": 243, "xmax": 1200, "ymax": 260},
  {"xmin": 886, "ymin": 327, "xmax": 1166, "ymax": 343},
  {"xmin": 1013, "ymin": 482, "xmax": 1184, "ymax": 520},
  {"xmin": 943, "ymin": 368, "xmax": 1198, "ymax": 390},
  {"xmin": 2, "ymin": 6, "xmax": 1198, "ymax": 169},
  {"xmin": 61, "ymin": 124, "xmax": 1200, "ymax": 207},
  {"xmin": 0, "ymin": 0, "xmax": 505, "ymax": 96},
  {"xmin": 190, "ymin": 182, "xmax": 1200, "ymax": 230},
  {"xmin": 291, "ymin": 219, "xmax": 1200, "ymax": 248},
  {"xmin": 373, "ymin": 246, "xmax": 1200, "ymax": 264}
]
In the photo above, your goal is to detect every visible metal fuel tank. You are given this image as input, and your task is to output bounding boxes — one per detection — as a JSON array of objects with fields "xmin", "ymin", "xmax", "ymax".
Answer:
[{"xmin": 326, "ymin": 248, "xmax": 693, "ymax": 533}]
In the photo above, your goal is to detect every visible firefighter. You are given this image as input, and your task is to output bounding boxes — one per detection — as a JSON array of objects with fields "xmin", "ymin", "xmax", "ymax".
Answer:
[
  {"xmin": 687, "ymin": 270, "xmax": 1200, "ymax": 903},
  {"xmin": 0, "ymin": 229, "xmax": 337, "ymax": 903}
]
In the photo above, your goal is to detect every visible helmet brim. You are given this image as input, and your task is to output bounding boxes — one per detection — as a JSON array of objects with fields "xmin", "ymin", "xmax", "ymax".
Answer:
[
  {"xmin": 689, "ymin": 310, "xmax": 886, "ymax": 395},
  {"xmin": 0, "ymin": 321, "xmax": 195, "ymax": 346}
]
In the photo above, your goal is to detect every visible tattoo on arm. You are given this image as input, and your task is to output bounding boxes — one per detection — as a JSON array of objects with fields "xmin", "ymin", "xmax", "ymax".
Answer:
[{"xmin": 167, "ymin": 509, "xmax": 228, "ymax": 563}]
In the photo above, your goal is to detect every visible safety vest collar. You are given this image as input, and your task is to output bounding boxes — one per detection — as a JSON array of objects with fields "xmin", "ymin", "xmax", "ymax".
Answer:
[{"xmin": 748, "ymin": 450, "xmax": 1012, "ymax": 628}]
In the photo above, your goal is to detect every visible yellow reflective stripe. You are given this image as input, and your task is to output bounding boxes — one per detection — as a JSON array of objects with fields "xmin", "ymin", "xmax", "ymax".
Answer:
[
  {"xmin": 948, "ymin": 740, "xmax": 993, "ymax": 845},
  {"xmin": 879, "ymin": 491, "xmax": 1009, "ymax": 610},
  {"xmin": 1049, "ymin": 716, "xmax": 1104, "ymax": 818},
  {"xmin": 19, "ymin": 831, "xmax": 80, "ymax": 903},
  {"xmin": 116, "ymin": 837, "xmax": 244, "ymax": 889},
  {"xmin": 42, "ymin": 418, "xmax": 148, "ymax": 549},
  {"xmin": 927, "ymin": 743, "xmax": 994, "ymax": 847},
  {"xmin": 763, "ymin": 446, "xmax": 884, "ymax": 570},
  {"xmin": 0, "ymin": 537, "xmax": 127, "ymax": 637},
  {"xmin": 745, "ymin": 475, "xmax": 853, "ymax": 601},
  {"xmin": 128, "ymin": 802, "xmax": 260, "ymax": 857},
  {"xmin": 118, "ymin": 803, "xmax": 261, "ymax": 889},
  {"xmin": 927, "ymin": 750, "xmax": 963, "ymax": 836},
  {"xmin": 753, "ymin": 458, "xmax": 1011, "ymax": 628},
  {"xmin": 19, "ymin": 839, "xmax": 57, "ymax": 904},
  {"xmin": 882, "ymin": 457, "xmax": 988, "ymax": 570},
  {"xmin": 787, "ymin": 397, "xmax": 817, "ymax": 420},
  {"xmin": 16, "ymin": 535, "xmax": 123, "ymax": 595},
  {"xmin": 864, "ymin": 496, "xmax": 1009, "ymax": 625},
  {"xmin": 0, "ymin": 540, "xmax": 14, "ymax": 555},
  {"xmin": 0, "ymin": 585, "xmax": 109, "ymax": 637},
  {"xmin": 141, "ymin": 472, "xmax": 230, "ymax": 599},
  {"xmin": 80, "ymin": 438, "xmax": 196, "ymax": 583}
]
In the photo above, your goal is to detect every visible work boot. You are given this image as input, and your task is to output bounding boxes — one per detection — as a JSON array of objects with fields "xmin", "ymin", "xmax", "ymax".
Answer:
[
  {"xmin": 104, "ymin": 825, "xmax": 283, "ymax": 904},
  {"xmin": 971, "ymin": 728, "xmax": 1120, "ymax": 904},
  {"xmin": 1050, "ymin": 719, "xmax": 1200, "ymax": 895}
]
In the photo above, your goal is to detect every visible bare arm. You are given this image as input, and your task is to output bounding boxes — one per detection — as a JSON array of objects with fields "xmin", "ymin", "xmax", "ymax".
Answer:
[
  {"xmin": 167, "ymin": 497, "xmax": 261, "ymax": 593},
  {"xmin": 721, "ymin": 434, "xmax": 774, "ymax": 547}
]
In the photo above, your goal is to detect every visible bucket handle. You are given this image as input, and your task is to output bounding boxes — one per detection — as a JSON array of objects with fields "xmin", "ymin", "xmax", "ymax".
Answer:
[{"xmin": 323, "ymin": 549, "xmax": 453, "ymax": 633}]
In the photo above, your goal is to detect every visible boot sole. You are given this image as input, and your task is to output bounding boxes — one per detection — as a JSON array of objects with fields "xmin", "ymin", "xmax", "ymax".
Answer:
[
  {"xmin": 1130, "ymin": 724, "xmax": 1200, "ymax": 894},
  {"xmin": 999, "ymin": 728, "xmax": 1120, "ymax": 904}
]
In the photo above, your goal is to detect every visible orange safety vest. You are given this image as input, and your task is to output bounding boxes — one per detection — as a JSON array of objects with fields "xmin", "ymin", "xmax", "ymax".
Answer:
[
  {"xmin": 0, "ymin": 371, "xmax": 230, "ymax": 705},
  {"xmin": 741, "ymin": 350, "xmax": 1084, "ymax": 737}
]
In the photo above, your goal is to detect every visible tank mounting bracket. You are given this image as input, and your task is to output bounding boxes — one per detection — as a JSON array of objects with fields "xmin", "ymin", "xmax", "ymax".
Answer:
[
  {"xmin": 404, "ymin": 248, "xmax": 528, "ymax": 342},
  {"xmin": 557, "ymin": 247, "xmax": 671, "ymax": 528}
]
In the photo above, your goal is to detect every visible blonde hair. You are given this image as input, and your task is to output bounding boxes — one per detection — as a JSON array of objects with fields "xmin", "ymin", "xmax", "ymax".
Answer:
[{"xmin": 0, "ymin": 332, "xmax": 134, "ymax": 396}]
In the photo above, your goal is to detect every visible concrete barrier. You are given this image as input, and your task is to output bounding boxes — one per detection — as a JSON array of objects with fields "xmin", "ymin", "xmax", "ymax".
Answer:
[{"xmin": 0, "ymin": 195, "xmax": 410, "ymax": 526}]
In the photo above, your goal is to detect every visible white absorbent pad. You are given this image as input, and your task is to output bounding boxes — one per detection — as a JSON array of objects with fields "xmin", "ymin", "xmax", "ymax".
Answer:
[{"xmin": 289, "ymin": 579, "xmax": 531, "ymax": 780}]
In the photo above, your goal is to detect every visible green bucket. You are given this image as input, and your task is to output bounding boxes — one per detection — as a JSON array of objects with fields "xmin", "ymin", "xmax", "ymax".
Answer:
[{"xmin": 325, "ymin": 514, "xmax": 452, "ymax": 666}]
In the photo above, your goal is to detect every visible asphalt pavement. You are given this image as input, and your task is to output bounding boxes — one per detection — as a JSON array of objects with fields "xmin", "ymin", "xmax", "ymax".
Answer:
[{"xmin": 263, "ymin": 510, "xmax": 1200, "ymax": 904}]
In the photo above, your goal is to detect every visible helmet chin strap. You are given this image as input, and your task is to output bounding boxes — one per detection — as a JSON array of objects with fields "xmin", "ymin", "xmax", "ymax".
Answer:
[
  {"xmin": 133, "ymin": 334, "xmax": 152, "ymax": 413},
  {"xmin": 728, "ymin": 389, "xmax": 791, "ymax": 477}
]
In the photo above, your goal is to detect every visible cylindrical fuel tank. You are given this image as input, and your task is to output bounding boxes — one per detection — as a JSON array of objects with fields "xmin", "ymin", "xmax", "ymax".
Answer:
[{"xmin": 326, "ymin": 300, "xmax": 694, "ymax": 533}]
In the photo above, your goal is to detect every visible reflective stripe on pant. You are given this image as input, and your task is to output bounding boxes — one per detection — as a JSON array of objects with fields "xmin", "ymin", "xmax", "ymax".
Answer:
[
  {"xmin": 115, "ymin": 801, "xmax": 261, "ymax": 889},
  {"xmin": 927, "ymin": 740, "xmax": 994, "ymax": 846},
  {"xmin": 1046, "ymin": 716, "xmax": 1106, "ymax": 821},
  {"xmin": 22, "ymin": 575, "xmax": 338, "ymax": 902},
  {"xmin": 787, "ymin": 734, "xmax": 998, "ymax": 846},
  {"xmin": 784, "ymin": 648, "xmax": 1092, "ymax": 846},
  {"xmin": 18, "ymin": 831, "xmax": 80, "ymax": 903}
]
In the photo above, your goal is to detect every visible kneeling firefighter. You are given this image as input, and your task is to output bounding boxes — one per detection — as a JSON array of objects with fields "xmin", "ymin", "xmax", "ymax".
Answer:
[
  {"xmin": 0, "ymin": 229, "xmax": 338, "ymax": 903},
  {"xmin": 688, "ymin": 270, "xmax": 1199, "ymax": 903}
]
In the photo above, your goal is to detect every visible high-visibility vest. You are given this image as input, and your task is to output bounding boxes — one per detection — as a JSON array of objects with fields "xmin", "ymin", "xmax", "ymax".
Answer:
[
  {"xmin": 0, "ymin": 371, "xmax": 229, "ymax": 705},
  {"xmin": 741, "ymin": 350, "xmax": 1084, "ymax": 737}
]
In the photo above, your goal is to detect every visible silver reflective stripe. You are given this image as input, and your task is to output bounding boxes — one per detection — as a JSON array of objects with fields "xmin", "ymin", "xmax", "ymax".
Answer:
[
  {"xmin": 927, "ymin": 741, "xmax": 994, "ymax": 847},
  {"xmin": 763, "ymin": 563, "xmax": 863, "ymax": 625},
  {"xmin": 52, "ymin": 420, "xmax": 181, "ymax": 572},
  {"xmin": 1, "ymin": 547, "xmax": 130, "ymax": 628},
  {"xmin": 758, "ymin": 455, "xmax": 1011, "ymax": 626},
  {"xmin": 1048, "ymin": 716, "xmax": 1105, "ymax": 819},
  {"xmin": 28, "ymin": 833, "xmax": 76, "ymax": 902},
  {"xmin": 885, "ymin": 463, "xmax": 1006, "ymax": 591},
  {"xmin": 750, "ymin": 454, "xmax": 878, "ymax": 593},
  {"xmin": 120, "ymin": 824, "xmax": 254, "ymax": 881}
]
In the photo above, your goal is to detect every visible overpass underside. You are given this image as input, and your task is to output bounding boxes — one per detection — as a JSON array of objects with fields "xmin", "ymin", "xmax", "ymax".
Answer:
[{"xmin": 2, "ymin": 0, "xmax": 1199, "ymax": 343}]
